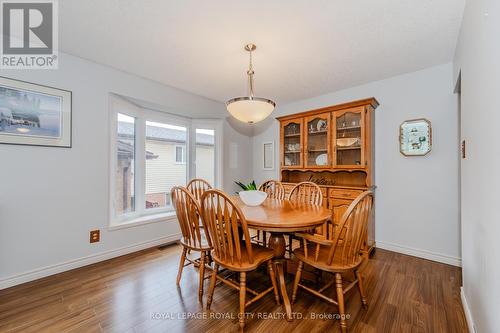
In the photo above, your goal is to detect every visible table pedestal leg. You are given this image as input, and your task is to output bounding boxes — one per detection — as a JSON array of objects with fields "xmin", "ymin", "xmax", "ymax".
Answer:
[{"xmin": 268, "ymin": 232, "xmax": 292, "ymax": 321}]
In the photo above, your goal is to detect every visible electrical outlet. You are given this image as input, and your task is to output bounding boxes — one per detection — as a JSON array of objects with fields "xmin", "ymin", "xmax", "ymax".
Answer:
[{"xmin": 90, "ymin": 230, "xmax": 100, "ymax": 243}]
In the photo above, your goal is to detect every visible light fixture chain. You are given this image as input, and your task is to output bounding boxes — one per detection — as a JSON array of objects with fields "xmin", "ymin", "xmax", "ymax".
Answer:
[
  {"xmin": 249, "ymin": 48, "xmax": 253, "ymax": 72},
  {"xmin": 226, "ymin": 43, "xmax": 275, "ymax": 124},
  {"xmin": 247, "ymin": 47, "xmax": 254, "ymax": 98}
]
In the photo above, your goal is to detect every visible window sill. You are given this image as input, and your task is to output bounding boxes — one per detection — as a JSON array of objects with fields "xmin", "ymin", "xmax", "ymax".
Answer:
[{"xmin": 109, "ymin": 211, "xmax": 177, "ymax": 231}]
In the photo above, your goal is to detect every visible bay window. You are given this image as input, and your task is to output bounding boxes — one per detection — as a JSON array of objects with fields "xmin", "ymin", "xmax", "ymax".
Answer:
[{"xmin": 109, "ymin": 95, "xmax": 222, "ymax": 227}]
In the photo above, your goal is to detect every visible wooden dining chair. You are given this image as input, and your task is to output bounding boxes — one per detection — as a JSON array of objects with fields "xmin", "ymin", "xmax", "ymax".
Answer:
[
  {"xmin": 291, "ymin": 191, "xmax": 374, "ymax": 333},
  {"xmin": 186, "ymin": 178, "xmax": 212, "ymax": 203},
  {"xmin": 171, "ymin": 186, "xmax": 212, "ymax": 303},
  {"xmin": 201, "ymin": 189, "xmax": 280, "ymax": 330},
  {"xmin": 287, "ymin": 181, "xmax": 324, "ymax": 255},
  {"xmin": 288, "ymin": 181, "xmax": 323, "ymax": 205},
  {"xmin": 253, "ymin": 180, "xmax": 286, "ymax": 245},
  {"xmin": 259, "ymin": 179, "xmax": 286, "ymax": 200}
]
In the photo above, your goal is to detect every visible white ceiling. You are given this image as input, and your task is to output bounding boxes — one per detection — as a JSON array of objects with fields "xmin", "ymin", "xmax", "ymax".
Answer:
[{"xmin": 60, "ymin": 0, "xmax": 464, "ymax": 105}]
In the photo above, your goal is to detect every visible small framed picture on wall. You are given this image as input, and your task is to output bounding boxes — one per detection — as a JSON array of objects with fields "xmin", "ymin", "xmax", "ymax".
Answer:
[
  {"xmin": 399, "ymin": 118, "xmax": 432, "ymax": 156},
  {"xmin": 263, "ymin": 141, "xmax": 274, "ymax": 170}
]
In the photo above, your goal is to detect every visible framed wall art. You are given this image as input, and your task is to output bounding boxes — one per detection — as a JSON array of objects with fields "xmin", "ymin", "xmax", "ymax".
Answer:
[
  {"xmin": 263, "ymin": 141, "xmax": 274, "ymax": 170},
  {"xmin": 0, "ymin": 76, "xmax": 72, "ymax": 147},
  {"xmin": 399, "ymin": 118, "xmax": 432, "ymax": 156}
]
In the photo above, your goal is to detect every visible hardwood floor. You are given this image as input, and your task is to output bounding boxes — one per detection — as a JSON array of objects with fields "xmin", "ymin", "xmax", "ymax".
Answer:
[{"xmin": 0, "ymin": 245, "xmax": 467, "ymax": 333}]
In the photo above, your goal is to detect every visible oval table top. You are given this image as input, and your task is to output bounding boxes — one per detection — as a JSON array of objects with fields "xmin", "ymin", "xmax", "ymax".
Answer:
[{"xmin": 233, "ymin": 197, "xmax": 331, "ymax": 232}]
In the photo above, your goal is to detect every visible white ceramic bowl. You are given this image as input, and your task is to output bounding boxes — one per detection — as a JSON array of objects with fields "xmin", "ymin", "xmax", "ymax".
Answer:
[
  {"xmin": 239, "ymin": 190, "xmax": 267, "ymax": 206},
  {"xmin": 336, "ymin": 137, "xmax": 360, "ymax": 147}
]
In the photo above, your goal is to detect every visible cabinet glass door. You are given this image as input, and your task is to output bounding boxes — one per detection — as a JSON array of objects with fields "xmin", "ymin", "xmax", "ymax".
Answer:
[
  {"xmin": 333, "ymin": 108, "xmax": 364, "ymax": 167},
  {"xmin": 282, "ymin": 119, "xmax": 303, "ymax": 168},
  {"xmin": 305, "ymin": 113, "xmax": 330, "ymax": 168}
]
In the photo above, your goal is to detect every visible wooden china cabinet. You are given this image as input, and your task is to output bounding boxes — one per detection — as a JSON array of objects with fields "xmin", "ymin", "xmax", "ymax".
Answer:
[{"xmin": 278, "ymin": 97, "xmax": 378, "ymax": 255}]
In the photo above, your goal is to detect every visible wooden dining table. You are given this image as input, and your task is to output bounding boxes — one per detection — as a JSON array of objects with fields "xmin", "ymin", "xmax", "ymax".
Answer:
[{"xmin": 233, "ymin": 196, "xmax": 331, "ymax": 320}]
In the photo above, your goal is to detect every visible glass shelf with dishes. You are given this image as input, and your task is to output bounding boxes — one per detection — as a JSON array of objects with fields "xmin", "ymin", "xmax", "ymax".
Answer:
[
  {"xmin": 334, "ymin": 110, "xmax": 364, "ymax": 166},
  {"xmin": 282, "ymin": 119, "xmax": 303, "ymax": 167},
  {"xmin": 305, "ymin": 113, "xmax": 331, "ymax": 168},
  {"xmin": 279, "ymin": 101, "xmax": 376, "ymax": 175}
]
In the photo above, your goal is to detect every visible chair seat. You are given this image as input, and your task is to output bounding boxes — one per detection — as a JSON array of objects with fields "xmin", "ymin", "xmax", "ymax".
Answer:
[
  {"xmin": 212, "ymin": 243, "xmax": 274, "ymax": 272},
  {"xmin": 293, "ymin": 243, "xmax": 363, "ymax": 273},
  {"xmin": 180, "ymin": 230, "xmax": 211, "ymax": 250}
]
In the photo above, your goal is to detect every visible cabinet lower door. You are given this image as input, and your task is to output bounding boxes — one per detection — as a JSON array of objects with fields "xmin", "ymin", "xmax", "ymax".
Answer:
[
  {"xmin": 329, "ymin": 197, "xmax": 375, "ymax": 256},
  {"xmin": 329, "ymin": 198, "xmax": 352, "ymax": 240}
]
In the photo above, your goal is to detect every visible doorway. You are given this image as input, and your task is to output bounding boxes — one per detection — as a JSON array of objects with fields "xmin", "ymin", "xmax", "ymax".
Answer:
[{"xmin": 454, "ymin": 71, "xmax": 463, "ymax": 263}]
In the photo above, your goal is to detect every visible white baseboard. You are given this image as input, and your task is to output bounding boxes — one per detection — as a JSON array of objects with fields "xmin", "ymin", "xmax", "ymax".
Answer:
[
  {"xmin": 461, "ymin": 287, "xmax": 475, "ymax": 333},
  {"xmin": 0, "ymin": 236, "xmax": 461, "ymax": 290},
  {"xmin": 376, "ymin": 240, "xmax": 462, "ymax": 267},
  {"xmin": 0, "ymin": 233, "xmax": 181, "ymax": 290}
]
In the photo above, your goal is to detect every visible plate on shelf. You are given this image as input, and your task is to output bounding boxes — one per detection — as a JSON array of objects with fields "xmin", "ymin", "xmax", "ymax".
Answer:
[
  {"xmin": 317, "ymin": 119, "xmax": 327, "ymax": 132},
  {"xmin": 285, "ymin": 156, "xmax": 292, "ymax": 166},
  {"xmin": 315, "ymin": 153, "xmax": 328, "ymax": 166}
]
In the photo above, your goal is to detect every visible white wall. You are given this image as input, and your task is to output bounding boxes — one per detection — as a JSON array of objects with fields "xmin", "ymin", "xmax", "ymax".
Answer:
[
  {"xmin": 0, "ymin": 52, "xmax": 252, "ymax": 288},
  {"xmin": 223, "ymin": 117, "xmax": 254, "ymax": 192},
  {"xmin": 252, "ymin": 63, "xmax": 461, "ymax": 265},
  {"xmin": 454, "ymin": 0, "xmax": 500, "ymax": 331}
]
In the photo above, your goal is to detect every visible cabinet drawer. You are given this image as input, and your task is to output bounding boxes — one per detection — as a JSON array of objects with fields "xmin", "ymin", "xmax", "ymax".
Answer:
[{"xmin": 329, "ymin": 189, "xmax": 362, "ymax": 200}]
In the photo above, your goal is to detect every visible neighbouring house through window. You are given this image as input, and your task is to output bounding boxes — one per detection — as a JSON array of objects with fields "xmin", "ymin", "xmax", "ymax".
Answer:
[
  {"xmin": 116, "ymin": 113, "xmax": 135, "ymax": 215},
  {"xmin": 195, "ymin": 128, "xmax": 215, "ymax": 186},
  {"xmin": 145, "ymin": 121, "xmax": 187, "ymax": 210}
]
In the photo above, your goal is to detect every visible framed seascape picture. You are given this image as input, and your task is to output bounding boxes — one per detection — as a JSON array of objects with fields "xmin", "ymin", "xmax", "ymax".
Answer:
[
  {"xmin": 0, "ymin": 77, "xmax": 72, "ymax": 147},
  {"xmin": 399, "ymin": 118, "xmax": 432, "ymax": 156}
]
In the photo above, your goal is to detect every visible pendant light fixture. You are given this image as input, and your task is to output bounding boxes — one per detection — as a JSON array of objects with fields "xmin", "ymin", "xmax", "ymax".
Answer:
[{"xmin": 226, "ymin": 44, "xmax": 276, "ymax": 124}]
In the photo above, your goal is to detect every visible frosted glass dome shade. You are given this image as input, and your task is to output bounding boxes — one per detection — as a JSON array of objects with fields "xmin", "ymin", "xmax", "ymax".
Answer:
[{"xmin": 226, "ymin": 97, "xmax": 275, "ymax": 124}]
